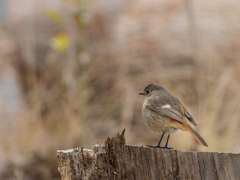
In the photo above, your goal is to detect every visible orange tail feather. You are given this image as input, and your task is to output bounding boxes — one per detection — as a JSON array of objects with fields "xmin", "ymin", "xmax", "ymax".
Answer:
[{"xmin": 183, "ymin": 123, "xmax": 208, "ymax": 147}]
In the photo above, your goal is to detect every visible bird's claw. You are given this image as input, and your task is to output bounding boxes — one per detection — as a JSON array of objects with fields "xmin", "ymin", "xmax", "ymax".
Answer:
[{"xmin": 146, "ymin": 145, "xmax": 174, "ymax": 149}]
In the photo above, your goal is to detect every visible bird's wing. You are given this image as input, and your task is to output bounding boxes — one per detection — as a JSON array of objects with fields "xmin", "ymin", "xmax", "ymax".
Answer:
[
  {"xmin": 183, "ymin": 106, "xmax": 197, "ymax": 126},
  {"xmin": 147, "ymin": 100, "xmax": 186, "ymax": 124}
]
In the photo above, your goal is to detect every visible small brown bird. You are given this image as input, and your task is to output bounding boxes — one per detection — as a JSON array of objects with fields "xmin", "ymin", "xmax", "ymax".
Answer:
[{"xmin": 139, "ymin": 83, "xmax": 208, "ymax": 149}]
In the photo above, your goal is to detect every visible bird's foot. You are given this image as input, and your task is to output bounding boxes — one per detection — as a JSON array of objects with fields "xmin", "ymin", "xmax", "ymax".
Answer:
[
  {"xmin": 146, "ymin": 145, "xmax": 173, "ymax": 149},
  {"xmin": 164, "ymin": 147, "xmax": 174, "ymax": 150}
]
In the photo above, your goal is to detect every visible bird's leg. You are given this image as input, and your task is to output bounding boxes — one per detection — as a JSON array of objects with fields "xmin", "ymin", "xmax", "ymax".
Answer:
[
  {"xmin": 157, "ymin": 132, "xmax": 165, "ymax": 147},
  {"xmin": 147, "ymin": 132, "xmax": 165, "ymax": 148},
  {"xmin": 164, "ymin": 134, "xmax": 173, "ymax": 149},
  {"xmin": 147, "ymin": 133, "xmax": 173, "ymax": 149}
]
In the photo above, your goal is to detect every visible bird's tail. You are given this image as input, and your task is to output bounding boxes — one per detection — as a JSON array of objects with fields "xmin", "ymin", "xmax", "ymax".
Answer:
[{"xmin": 183, "ymin": 123, "xmax": 208, "ymax": 147}]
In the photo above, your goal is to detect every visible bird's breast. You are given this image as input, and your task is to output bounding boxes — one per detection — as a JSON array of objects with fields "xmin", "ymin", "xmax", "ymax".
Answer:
[{"xmin": 142, "ymin": 104, "xmax": 179, "ymax": 134}]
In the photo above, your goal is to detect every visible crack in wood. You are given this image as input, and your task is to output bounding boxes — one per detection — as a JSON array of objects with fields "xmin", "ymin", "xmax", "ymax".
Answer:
[{"xmin": 57, "ymin": 130, "xmax": 240, "ymax": 180}]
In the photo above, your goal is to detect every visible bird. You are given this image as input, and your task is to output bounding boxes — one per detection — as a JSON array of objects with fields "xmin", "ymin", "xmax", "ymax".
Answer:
[{"xmin": 139, "ymin": 83, "xmax": 208, "ymax": 149}]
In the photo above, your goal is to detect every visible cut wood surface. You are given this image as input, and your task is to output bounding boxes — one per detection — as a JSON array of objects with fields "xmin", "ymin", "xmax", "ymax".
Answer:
[{"xmin": 57, "ymin": 129, "xmax": 240, "ymax": 180}]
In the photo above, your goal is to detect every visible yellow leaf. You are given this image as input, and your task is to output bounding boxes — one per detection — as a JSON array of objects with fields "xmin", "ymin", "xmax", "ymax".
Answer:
[
  {"xmin": 51, "ymin": 32, "xmax": 69, "ymax": 52},
  {"xmin": 44, "ymin": 7, "xmax": 64, "ymax": 25}
]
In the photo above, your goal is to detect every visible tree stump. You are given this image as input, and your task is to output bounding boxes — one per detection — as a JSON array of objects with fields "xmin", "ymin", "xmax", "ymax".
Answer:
[{"xmin": 57, "ymin": 129, "xmax": 240, "ymax": 180}]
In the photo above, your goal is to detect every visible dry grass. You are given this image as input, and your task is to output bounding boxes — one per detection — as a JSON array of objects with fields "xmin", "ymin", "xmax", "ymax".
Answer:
[{"xmin": 0, "ymin": 0, "xmax": 240, "ymax": 179}]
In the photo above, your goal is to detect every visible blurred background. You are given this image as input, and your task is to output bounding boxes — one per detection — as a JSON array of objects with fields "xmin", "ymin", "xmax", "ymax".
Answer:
[{"xmin": 0, "ymin": 0, "xmax": 240, "ymax": 179}]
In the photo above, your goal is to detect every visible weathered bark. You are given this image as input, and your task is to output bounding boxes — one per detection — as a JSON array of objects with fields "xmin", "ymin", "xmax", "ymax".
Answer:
[{"xmin": 57, "ymin": 129, "xmax": 240, "ymax": 180}]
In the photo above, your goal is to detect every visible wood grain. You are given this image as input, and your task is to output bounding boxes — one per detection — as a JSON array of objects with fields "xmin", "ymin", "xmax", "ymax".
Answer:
[{"xmin": 57, "ymin": 130, "xmax": 240, "ymax": 180}]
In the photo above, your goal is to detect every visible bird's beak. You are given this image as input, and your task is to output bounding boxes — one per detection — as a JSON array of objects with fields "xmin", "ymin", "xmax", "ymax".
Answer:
[{"xmin": 139, "ymin": 92, "xmax": 145, "ymax": 95}]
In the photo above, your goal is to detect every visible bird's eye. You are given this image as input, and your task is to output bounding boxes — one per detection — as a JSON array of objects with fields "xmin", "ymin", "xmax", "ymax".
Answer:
[{"xmin": 146, "ymin": 90, "xmax": 150, "ymax": 94}]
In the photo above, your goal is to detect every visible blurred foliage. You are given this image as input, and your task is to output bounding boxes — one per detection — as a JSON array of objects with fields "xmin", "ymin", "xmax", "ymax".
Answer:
[
  {"xmin": 0, "ymin": 0, "xmax": 240, "ymax": 179},
  {"xmin": 44, "ymin": 7, "xmax": 64, "ymax": 25},
  {"xmin": 50, "ymin": 32, "xmax": 69, "ymax": 52},
  {"xmin": 45, "ymin": 8, "xmax": 69, "ymax": 52}
]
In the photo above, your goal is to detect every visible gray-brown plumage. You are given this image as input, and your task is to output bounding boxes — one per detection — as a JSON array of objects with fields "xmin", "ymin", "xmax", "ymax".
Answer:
[{"xmin": 139, "ymin": 83, "xmax": 208, "ymax": 148}]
